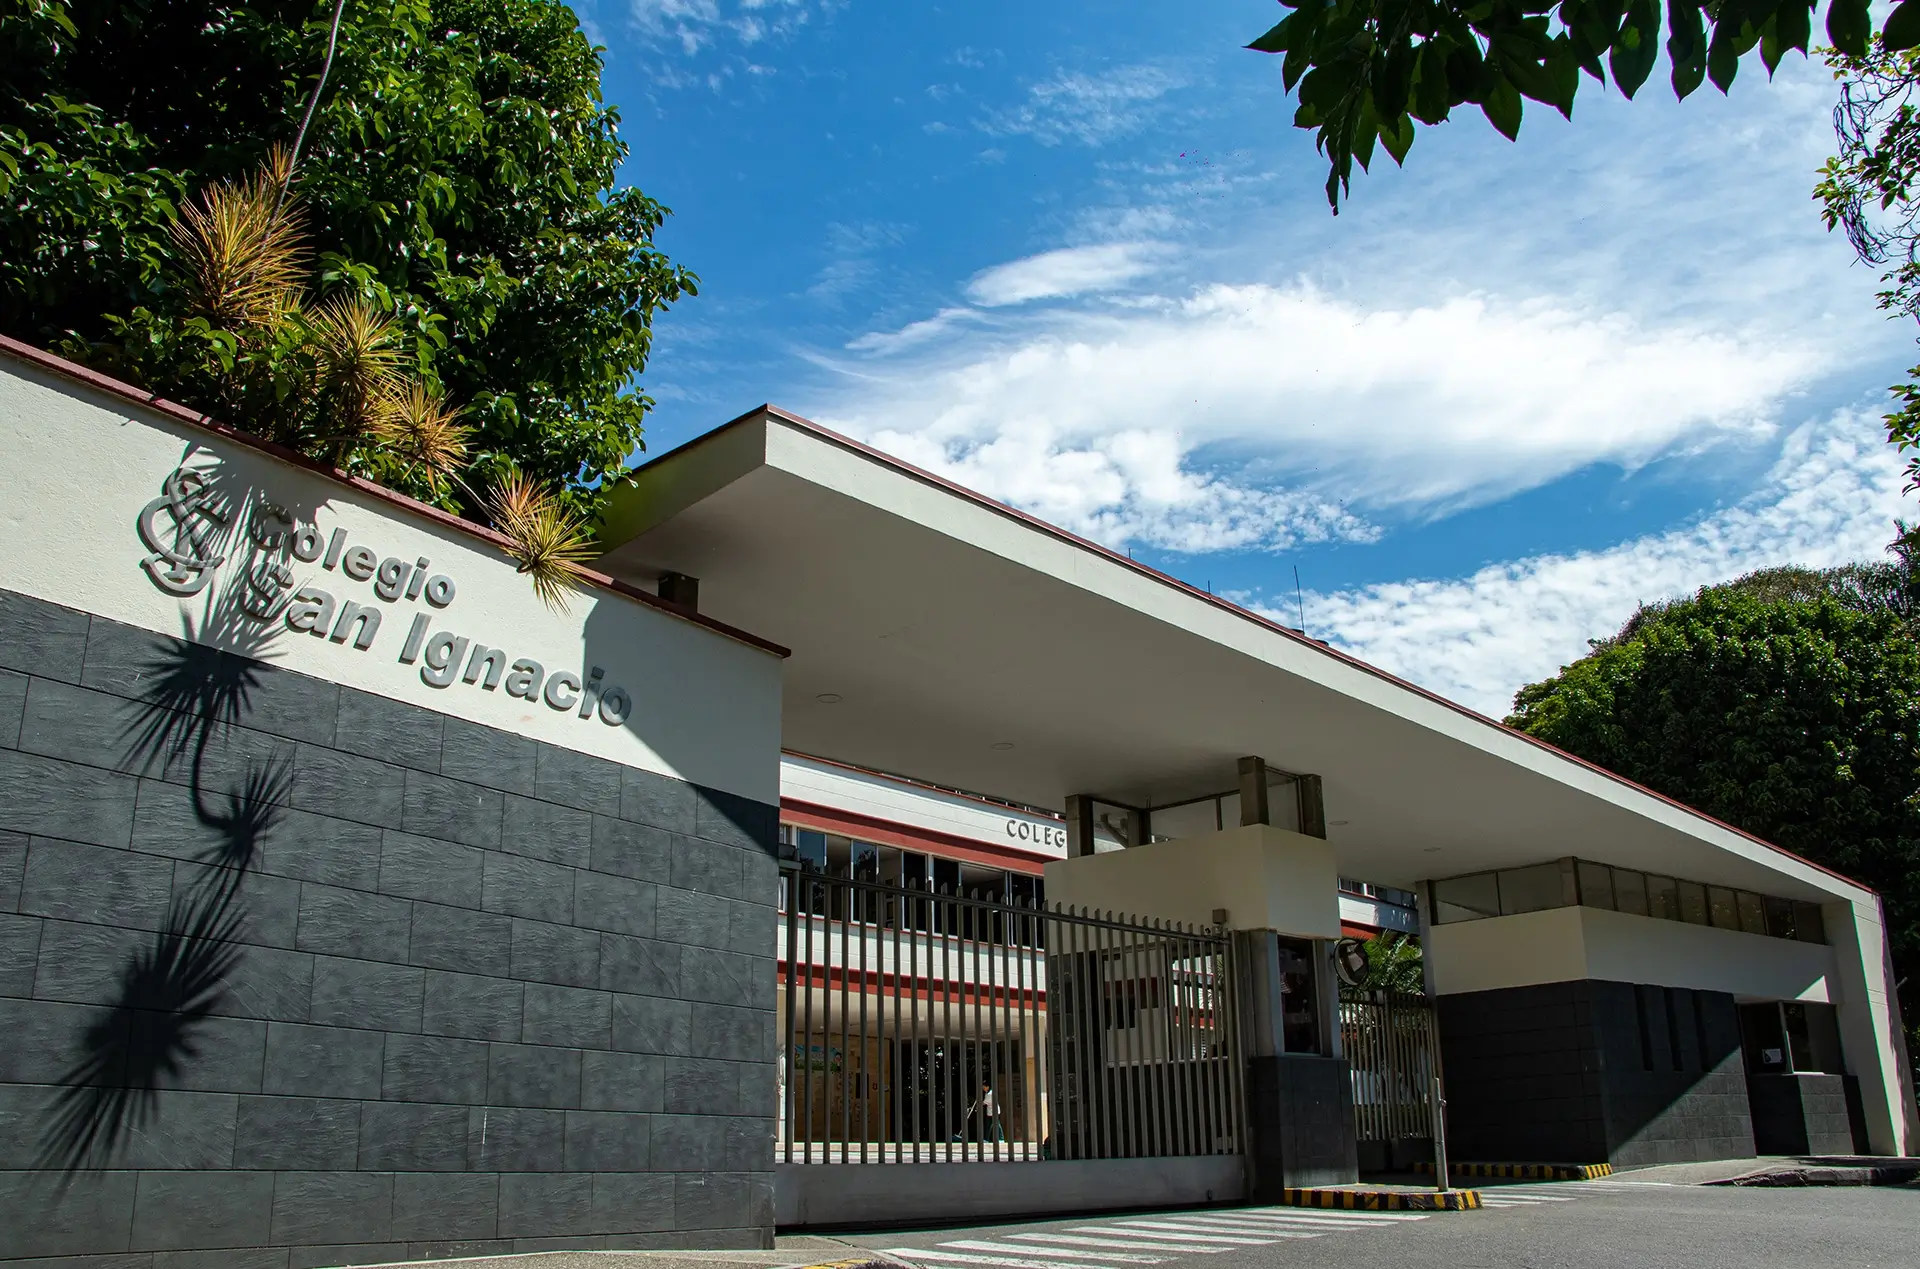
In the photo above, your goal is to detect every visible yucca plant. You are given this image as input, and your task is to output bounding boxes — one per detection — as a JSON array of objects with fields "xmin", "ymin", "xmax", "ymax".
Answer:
[
  {"xmin": 303, "ymin": 295, "xmax": 403, "ymax": 460},
  {"xmin": 363, "ymin": 381, "xmax": 472, "ymax": 505},
  {"xmin": 487, "ymin": 473, "xmax": 598, "ymax": 612},
  {"xmin": 169, "ymin": 146, "xmax": 305, "ymax": 333}
]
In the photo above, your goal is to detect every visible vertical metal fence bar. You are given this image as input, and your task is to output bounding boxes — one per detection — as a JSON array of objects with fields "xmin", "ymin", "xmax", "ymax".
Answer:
[
  {"xmin": 1175, "ymin": 925, "xmax": 1190, "ymax": 1151},
  {"xmin": 1206, "ymin": 936, "xmax": 1227, "ymax": 1152},
  {"xmin": 1225, "ymin": 931, "xmax": 1249, "ymax": 1155},
  {"xmin": 1029, "ymin": 894, "xmax": 1044, "ymax": 1151},
  {"xmin": 938, "ymin": 884, "xmax": 952, "ymax": 1164},
  {"xmin": 1116, "ymin": 924, "xmax": 1139, "ymax": 1160},
  {"xmin": 890, "ymin": 879, "xmax": 902, "ymax": 1161},
  {"xmin": 802, "ymin": 876, "xmax": 817, "ymax": 1164},
  {"xmin": 1073, "ymin": 905, "xmax": 1090, "ymax": 1161},
  {"xmin": 996, "ymin": 903, "xmax": 1010, "ymax": 1163},
  {"xmin": 838, "ymin": 879, "xmax": 851, "ymax": 1163},
  {"xmin": 856, "ymin": 879, "xmax": 868, "ymax": 1164},
  {"xmin": 783, "ymin": 882, "xmax": 798, "ymax": 1164},
  {"xmin": 1048, "ymin": 904, "xmax": 1068, "ymax": 1159},
  {"xmin": 909, "ymin": 880, "xmax": 922, "ymax": 1163},
  {"xmin": 1173, "ymin": 924, "xmax": 1197, "ymax": 1155},
  {"xmin": 1147, "ymin": 919, "xmax": 1171, "ymax": 1157}
]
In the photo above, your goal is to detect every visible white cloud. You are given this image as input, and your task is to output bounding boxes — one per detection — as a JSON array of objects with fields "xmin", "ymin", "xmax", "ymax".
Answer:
[
  {"xmin": 1289, "ymin": 408, "xmax": 1910, "ymax": 717},
  {"xmin": 980, "ymin": 64, "xmax": 1182, "ymax": 147},
  {"xmin": 855, "ymin": 421, "xmax": 1378, "ymax": 554},
  {"xmin": 627, "ymin": 0, "xmax": 811, "ymax": 54},
  {"xmin": 965, "ymin": 243, "xmax": 1167, "ymax": 306},
  {"xmin": 823, "ymin": 280, "xmax": 1829, "ymax": 545}
]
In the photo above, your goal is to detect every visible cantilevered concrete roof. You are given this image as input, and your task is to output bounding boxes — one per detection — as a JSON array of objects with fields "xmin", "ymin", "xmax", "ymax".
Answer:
[{"xmin": 597, "ymin": 406, "xmax": 1871, "ymax": 904}]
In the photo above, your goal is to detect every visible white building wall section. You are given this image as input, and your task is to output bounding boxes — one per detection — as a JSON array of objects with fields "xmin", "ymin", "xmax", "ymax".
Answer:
[
  {"xmin": 1044, "ymin": 824, "xmax": 1341, "ymax": 939},
  {"xmin": 782, "ymin": 753, "xmax": 1068, "ymax": 852},
  {"xmin": 1428, "ymin": 905, "xmax": 1837, "ymax": 1001},
  {"xmin": 0, "ymin": 357, "xmax": 784, "ymax": 802}
]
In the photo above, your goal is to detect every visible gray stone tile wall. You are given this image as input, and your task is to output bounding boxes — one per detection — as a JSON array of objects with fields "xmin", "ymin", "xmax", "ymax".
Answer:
[
  {"xmin": 1438, "ymin": 978, "xmax": 1755, "ymax": 1166},
  {"xmin": 0, "ymin": 587, "xmax": 778, "ymax": 1267}
]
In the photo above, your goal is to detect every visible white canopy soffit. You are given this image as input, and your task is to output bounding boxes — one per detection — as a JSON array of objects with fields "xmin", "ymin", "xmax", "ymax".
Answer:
[{"xmin": 597, "ymin": 407, "xmax": 1869, "ymax": 905}]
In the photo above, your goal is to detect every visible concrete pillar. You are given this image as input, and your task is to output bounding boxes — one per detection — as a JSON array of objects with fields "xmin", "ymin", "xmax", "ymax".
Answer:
[
  {"xmin": 1296, "ymin": 774, "xmax": 1326, "ymax": 839},
  {"xmin": 1238, "ymin": 755, "xmax": 1269, "ymax": 826},
  {"xmin": 1064, "ymin": 794, "xmax": 1096, "ymax": 858}
]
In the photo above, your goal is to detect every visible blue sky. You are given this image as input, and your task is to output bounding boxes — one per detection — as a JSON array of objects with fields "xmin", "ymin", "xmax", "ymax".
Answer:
[{"xmin": 584, "ymin": 0, "xmax": 1916, "ymax": 714}]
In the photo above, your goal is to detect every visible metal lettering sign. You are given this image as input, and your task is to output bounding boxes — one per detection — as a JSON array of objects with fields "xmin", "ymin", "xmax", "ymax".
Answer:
[{"xmin": 136, "ymin": 465, "xmax": 634, "ymax": 726}]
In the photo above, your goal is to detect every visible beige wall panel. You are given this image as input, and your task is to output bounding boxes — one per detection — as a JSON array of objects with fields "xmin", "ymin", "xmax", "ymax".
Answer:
[{"xmin": 1043, "ymin": 823, "xmax": 1339, "ymax": 937}]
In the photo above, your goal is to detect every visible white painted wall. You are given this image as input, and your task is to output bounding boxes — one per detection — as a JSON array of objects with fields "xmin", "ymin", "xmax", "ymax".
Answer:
[
  {"xmin": 1043, "ymin": 824, "xmax": 1341, "ymax": 938},
  {"xmin": 0, "ymin": 354, "xmax": 784, "ymax": 803},
  {"xmin": 781, "ymin": 754, "xmax": 1069, "ymax": 852},
  {"xmin": 1427, "ymin": 905, "xmax": 1836, "ymax": 1001}
]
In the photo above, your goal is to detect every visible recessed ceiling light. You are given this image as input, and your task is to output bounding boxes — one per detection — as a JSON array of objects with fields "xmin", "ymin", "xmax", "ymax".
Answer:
[
  {"xmin": 991, "ymin": 742, "xmax": 1015, "ymax": 751},
  {"xmin": 815, "ymin": 693, "xmax": 843, "ymax": 704}
]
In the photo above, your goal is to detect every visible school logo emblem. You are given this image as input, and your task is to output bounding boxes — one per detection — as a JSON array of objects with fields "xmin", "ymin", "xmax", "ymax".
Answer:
[{"xmin": 137, "ymin": 468, "xmax": 228, "ymax": 595}]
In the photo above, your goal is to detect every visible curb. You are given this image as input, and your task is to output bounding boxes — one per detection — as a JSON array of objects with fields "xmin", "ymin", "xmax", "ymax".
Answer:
[
  {"xmin": 1717, "ymin": 1163, "xmax": 1920, "ymax": 1188},
  {"xmin": 1413, "ymin": 1161, "xmax": 1614, "ymax": 1181},
  {"xmin": 1278, "ymin": 1187, "xmax": 1482, "ymax": 1211}
]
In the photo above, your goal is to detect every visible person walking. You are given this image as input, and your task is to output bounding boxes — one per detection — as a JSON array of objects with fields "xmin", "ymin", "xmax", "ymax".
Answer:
[{"xmin": 969, "ymin": 1078, "xmax": 1004, "ymax": 1144}]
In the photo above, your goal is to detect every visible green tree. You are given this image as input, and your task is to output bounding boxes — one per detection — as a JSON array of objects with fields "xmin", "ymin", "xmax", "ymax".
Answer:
[
  {"xmin": 1359, "ymin": 931, "xmax": 1426, "ymax": 995},
  {"xmin": 1243, "ymin": 0, "xmax": 1909, "ymax": 211},
  {"xmin": 1, "ymin": 0, "xmax": 693, "ymax": 524},
  {"xmin": 1507, "ymin": 560, "xmax": 1920, "ymax": 1034},
  {"xmin": 1817, "ymin": 42, "xmax": 1920, "ymax": 500}
]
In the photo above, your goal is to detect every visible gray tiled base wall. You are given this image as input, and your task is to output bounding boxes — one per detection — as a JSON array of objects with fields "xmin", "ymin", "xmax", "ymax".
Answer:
[
  {"xmin": 0, "ymin": 587, "xmax": 778, "ymax": 1266},
  {"xmin": 1438, "ymin": 979, "xmax": 1756, "ymax": 1166}
]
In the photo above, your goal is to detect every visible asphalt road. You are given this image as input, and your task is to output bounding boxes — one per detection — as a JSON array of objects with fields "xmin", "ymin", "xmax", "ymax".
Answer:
[{"xmin": 826, "ymin": 1177, "xmax": 1920, "ymax": 1269}]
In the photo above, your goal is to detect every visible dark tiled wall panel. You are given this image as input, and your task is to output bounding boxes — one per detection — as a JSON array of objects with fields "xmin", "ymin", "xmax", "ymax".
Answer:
[
  {"xmin": 0, "ymin": 588, "xmax": 778, "ymax": 1266},
  {"xmin": 1438, "ymin": 979, "xmax": 1755, "ymax": 1166}
]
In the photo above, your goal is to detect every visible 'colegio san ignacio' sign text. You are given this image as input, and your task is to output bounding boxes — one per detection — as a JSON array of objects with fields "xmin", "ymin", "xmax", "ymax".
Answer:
[{"xmin": 138, "ymin": 466, "xmax": 633, "ymax": 725}]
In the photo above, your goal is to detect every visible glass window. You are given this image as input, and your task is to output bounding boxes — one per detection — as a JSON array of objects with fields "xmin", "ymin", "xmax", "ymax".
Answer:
[
  {"xmin": 1736, "ymin": 892, "xmax": 1768, "ymax": 936},
  {"xmin": 1707, "ymin": 886, "xmax": 1740, "ymax": 931},
  {"xmin": 1647, "ymin": 875, "xmax": 1680, "ymax": 920},
  {"xmin": 1740, "ymin": 1002, "xmax": 1789, "ymax": 1073},
  {"xmin": 1499, "ymin": 862, "xmax": 1572, "ymax": 916},
  {"xmin": 783, "ymin": 828, "xmax": 827, "ymax": 871},
  {"xmin": 1432, "ymin": 873, "xmax": 1499, "ymax": 923},
  {"xmin": 1613, "ymin": 869, "xmax": 1650, "ymax": 916},
  {"xmin": 1677, "ymin": 880, "xmax": 1709, "ymax": 925},
  {"xmin": 1764, "ymin": 896, "xmax": 1797, "ymax": 940},
  {"xmin": 1792, "ymin": 902, "xmax": 1827, "ymax": 944},
  {"xmin": 1577, "ymin": 860, "xmax": 1615, "ymax": 910},
  {"xmin": 1275, "ymin": 936, "xmax": 1322, "ymax": 1055}
]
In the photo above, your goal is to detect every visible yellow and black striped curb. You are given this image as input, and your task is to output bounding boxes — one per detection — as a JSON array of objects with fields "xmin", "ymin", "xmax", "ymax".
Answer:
[
  {"xmin": 1414, "ymin": 1161, "xmax": 1614, "ymax": 1181},
  {"xmin": 1278, "ymin": 1187, "xmax": 1483, "ymax": 1211}
]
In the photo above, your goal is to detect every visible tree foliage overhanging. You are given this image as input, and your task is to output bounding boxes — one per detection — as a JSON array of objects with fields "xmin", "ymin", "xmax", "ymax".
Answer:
[
  {"xmin": 1247, "ymin": 0, "xmax": 1903, "ymax": 211},
  {"xmin": 0, "ymin": 0, "xmax": 694, "ymax": 523},
  {"xmin": 1507, "ymin": 546, "xmax": 1920, "ymax": 1034}
]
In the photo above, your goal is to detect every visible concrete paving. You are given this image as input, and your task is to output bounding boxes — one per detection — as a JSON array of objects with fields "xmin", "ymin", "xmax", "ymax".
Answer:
[{"xmin": 335, "ymin": 1161, "xmax": 1920, "ymax": 1269}]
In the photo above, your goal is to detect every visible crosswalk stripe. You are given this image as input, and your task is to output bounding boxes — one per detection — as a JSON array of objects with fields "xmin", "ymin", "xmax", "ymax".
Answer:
[
  {"xmin": 1064, "ymin": 1228, "xmax": 1258, "ymax": 1247},
  {"xmin": 938, "ymin": 1242, "xmax": 1168, "ymax": 1263},
  {"xmin": 884, "ymin": 1249, "xmax": 1118, "ymax": 1269},
  {"xmin": 1103, "ymin": 1223, "xmax": 1284, "ymax": 1244},
  {"xmin": 1237, "ymin": 1207, "xmax": 1431, "ymax": 1223},
  {"xmin": 1129, "ymin": 1217, "xmax": 1333, "ymax": 1236},
  {"xmin": 1006, "ymin": 1235, "xmax": 1230, "ymax": 1255},
  {"xmin": 1193, "ymin": 1213, "xmax": 1410, "ymax": 1230}
]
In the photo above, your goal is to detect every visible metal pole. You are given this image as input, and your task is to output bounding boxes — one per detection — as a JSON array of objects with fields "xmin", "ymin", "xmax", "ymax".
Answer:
[
  {"xmin": 1431, "ymin": 1072, "xmax": 1450, "ymax": 1192},
  {"xmin": 783, "ymin": 873, "xmax": 799, "ymax": 1164}
]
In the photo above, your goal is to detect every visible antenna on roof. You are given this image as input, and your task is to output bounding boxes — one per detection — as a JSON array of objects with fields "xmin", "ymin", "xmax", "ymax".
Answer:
[{"xmin": 1294, "ymin": 565, "xmax": 1307, "ymax": 635}]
